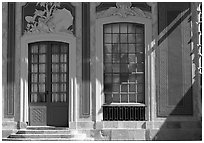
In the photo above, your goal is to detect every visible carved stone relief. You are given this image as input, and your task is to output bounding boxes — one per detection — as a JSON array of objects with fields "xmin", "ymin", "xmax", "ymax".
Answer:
[
  {"xmin": 24, "ymin": 2, "xmax": 73, "ymax": 34},
  {"xmin": 96, "ymin": 2, "xmax": 151, "ymax": 19}
]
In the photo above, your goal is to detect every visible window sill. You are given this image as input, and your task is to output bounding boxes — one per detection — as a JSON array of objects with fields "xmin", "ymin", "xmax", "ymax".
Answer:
[{"xmin": 102, "ymin": 103, "xmax": 146, "ymax": 107}]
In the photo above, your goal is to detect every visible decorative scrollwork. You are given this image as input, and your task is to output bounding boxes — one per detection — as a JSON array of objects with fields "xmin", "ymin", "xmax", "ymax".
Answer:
[
  {"xmin": 97, "ymin": 2, "xmax": 151, "ymax": 19},
  {"xmin": 24, "ymin": 2, "xmax": 73, "ymax": 34}
]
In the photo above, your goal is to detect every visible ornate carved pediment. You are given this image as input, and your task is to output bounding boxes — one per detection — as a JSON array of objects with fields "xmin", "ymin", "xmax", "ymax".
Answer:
[
  {"xmin": 96, "ymin": 2, "xmax": 151, "ymax": 19},
  {"xmin": 24, "ymin": 2, "xmax": 73, "ymax": 34}
]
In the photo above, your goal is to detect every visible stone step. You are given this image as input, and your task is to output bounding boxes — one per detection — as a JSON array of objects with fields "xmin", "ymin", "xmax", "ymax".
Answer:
[
  {"xmin": 26, "ymin": 126, "xmax": 69, "ymax": 130},
  {"xmin": 8, "ymin": 133, "xmax": 86, "ymax": 139},
  {"xmin": 17, "ymin": 129, "xmax": 71, "ymax": 134},
  {"xmin": 3, "ymin": 137, "xmax": 94, "ymax": 141}
]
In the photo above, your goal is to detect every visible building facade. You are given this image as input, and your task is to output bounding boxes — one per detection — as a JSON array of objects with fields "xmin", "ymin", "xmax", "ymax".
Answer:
[{"xmin": 2, "ymin": 2, "xmax": 202, "ymax": 140}]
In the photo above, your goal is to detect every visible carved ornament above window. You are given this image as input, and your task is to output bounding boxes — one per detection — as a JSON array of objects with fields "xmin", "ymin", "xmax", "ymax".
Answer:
[
  {"xmin": 96, "ymin": 2, "xmax": 151, "ymax": 19},
  {"xmin": 24, "ymin": 2, "xmax": 73, "ymax": 34}
]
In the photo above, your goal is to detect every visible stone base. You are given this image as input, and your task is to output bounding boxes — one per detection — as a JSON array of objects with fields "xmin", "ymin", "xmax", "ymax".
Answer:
[
  {"xmin": 2, "ymin": 120, "xmax": 18, "ymax": 138},
  {"xmin": 17, "ymin": 121, "xmax": 27, "ymax": 129},
  {"xmin": 69, "ymin": 121, "xmax": 94, "ymax": 129}
]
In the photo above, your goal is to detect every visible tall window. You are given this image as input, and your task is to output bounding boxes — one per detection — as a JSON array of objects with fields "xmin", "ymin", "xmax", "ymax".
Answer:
[{"xmin": 103, "ymin": 23, "xmax": 145, "ymax": 104}]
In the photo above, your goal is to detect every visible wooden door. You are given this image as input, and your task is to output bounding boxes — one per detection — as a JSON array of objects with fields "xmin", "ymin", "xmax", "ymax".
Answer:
[{"xmin": 28, "ymin": 41, "xmax": 69, "ymax": 127}]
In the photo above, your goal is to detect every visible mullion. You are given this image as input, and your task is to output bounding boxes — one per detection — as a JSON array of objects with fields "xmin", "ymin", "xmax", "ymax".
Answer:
[
  {"xmin": 127, "ymin": 23, "xmax": 129, "ymax": 103},
  {"xmin": 37, "ymin": 44, "xmax": 39, "ymax": 102},
  {"xmin": 118, "ymin": 23, "xmax": 121, "ymax": 103},
  {"xmin": 111, "ymin": 24, "xmax": 114, "ymax": 101}
]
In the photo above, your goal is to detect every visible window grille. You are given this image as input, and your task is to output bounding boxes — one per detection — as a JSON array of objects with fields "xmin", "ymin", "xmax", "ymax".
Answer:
[{"xmin": 103, "ymin": 105, "xmax": 145, "ymax": 121}]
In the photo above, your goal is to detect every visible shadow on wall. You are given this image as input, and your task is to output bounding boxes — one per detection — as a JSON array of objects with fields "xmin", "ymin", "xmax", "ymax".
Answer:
[
  {"xmin": 151, "ymin": 3, "xmax": 202, "ymax": 140},
  {"xmin": 152, "ymin": 85, "xmax": 202, "ymax": 141}
]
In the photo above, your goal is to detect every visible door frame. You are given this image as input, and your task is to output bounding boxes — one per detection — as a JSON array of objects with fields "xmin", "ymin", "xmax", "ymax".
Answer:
[{"xmin": 20, "ymin": 33, "xmax": 76, "ymax": 126}]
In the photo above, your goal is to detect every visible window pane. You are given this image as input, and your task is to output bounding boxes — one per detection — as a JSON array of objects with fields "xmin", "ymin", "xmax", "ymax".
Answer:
[
  {"xmin": 39, "ymin": 74, "xmax": 45, "ymax": 82},
  {"xmin": 52, "ymin": 45, "xmax": 59, "ymax": 53},
  {"xmin": 60, "ymin": 54, "xmax": 67, "ymax": 62},
  {"xmin": 105, "ymin": 94, "xmax": 112, "ymax": 103},
  {"xmin": 121, "ymin": 84, "xmax": 128, "ymax": 92},
  {"xmin": 31, "ymin": 55, "xmax": 38, "ymax": 63},
  {"xmin": 129, "ymin": 63, "xmax": 137, "ymax": 73},
  {"xmin": 136, "ymin": 44, "xmax": 144, "ymax": 53},
  {"xmin": 137, "ymin": 74, "xmax": 144, "ymax": 83},
  {"xmin": 104, "ymin": 34, "xmax": 112, "ymax": 43},
  {"xmin": 31, "ymin": 74, "xmax": 38, "ymax": 82},
  {"xmin": 112, "ymin": 45, "xmax": 119, "ymax": 53},
  {"xmin": 52, "ymin": 84, "xmax": 59, "ymax": 92},
  {"xmin": 104, "ymin": 74, "xmax": 112, "ymax": 83},
  {"xmin": 60, "ymin": 74, "xmax": 67, "ymax": 82},
  {"xmin": 136, "ymin": 54, "xmax": 144, "ymax": 63},
  {"xmin": 31, "ymin": 84, "xmax": 38, "ymax": 92},
  {"xmin": 113, "ymin": 94, "xmax": 120, "ymax": 103},
  {"xmin": 52, "ymin": 74, "xmax": 59, "ymax": 82},
  {"xmin": 128, "ymin": 34, "xmax": 136, "ymax": 43},
  {"xmin": 129, "ymin": 54, "xmax": 136, "ymax": 62},
  {"xmin": 61, "ymin": 44, "xmax": 68, "ymax": 53},
  {"xmin": 104, "ymin": 54, "xmax": 112, "ymax": 63},
  {"xmin": 39, "ymin": 84, "xmax": 45, "ymax": 92},
  {"xmin": 60, "ymin": 64, "xmax": 67, "ymax": 72},
  {"xmin": 137, "ymin": 84, "xmax": 144, "ymax": 93},
  {"xmin": 104, "ymin": 24, "xmax": 111, "ymax": 33},
  {"xmin": 120, "ymin": 64, "xmax": 128, "ymax": 73},
  {"xmin": 129, "ymin": 84, "xmax": 136, "ymax": 92},
  {"xmin": 104, "ymin": 84, "xmax": 112, "ymax": 92},
  {"xmin": 112, "ymin": 54, "xmax": 120, "ymax": 63},
  {"xmin": 113, "ymin": 34, "xmax": 119, "ymax": 43},
  {"xmin": 113, "ymin": 64, "xmax": 120, "ymax": 73},
  {"xmin": 104, "ymin": 44, "xmax": 112, "ymax": 53},
  {"xmin": 136, "ymin": 63, "xmax": 144, "ymax": 72},
  {"xmin": 121, "ymin": 94, "xmax": 128, "ymax": 103},
  {"xmin": 39, "ymin": 44, "xmax": 46, "ymax": 53},
  {"xmin": 52, "ymin": 64, "xmax": 59, "ymax": 72},
  {"xmin": 39, "ymin": 55, "xmax": 46, "ymax": 63},
  {"xmin": 120, "ymin": 74, "xmax": 129, "ymax": 82},
  {"xmin": 113, "ymin": 74, "xmax": 120, "ymax": 83},
  {"xmin": 128, "ymin": 23, "xmax": 136, "ymax": 33},
  {"xmin": 121, "ymin": 44, "xmax": 128, "ymax": 53},
  {"xmin": 136, "ymin": 26, "xmax": 143, "ymax": 34},
  {"xmin": 129, "ymin": 94, "xmax": 136, "ymax": 103},
  {"xmin": 121, "ymin": 54, "xmax": 128, "ymax": 63},
  {"xmin": 120, "ymin": 34, "xmax": 127, "ymax": 43},
  {"xmin": 136, "ymin": 34, "xmax": 144, "ymax": 43},
  {"xmin": 129, "ymin": 44, "xmax": 136, "ymax": 53},
  {"xmin": 129, "ymin": 74, "xmax": 136, "ymax": 82},
  {"xmin": 31, "ymin": 45, "xmax": 38, "ymax": 53},
  {"xmin": 39, "ymin": 64, "xmax": 45, "ymax": 72},
  {"xmin": 104, "ymin": 64, "xmax": 112, "ymax": 73},
  {"xmin": 120, "ymin": 23, "xmax": 127, "ymax": 33},
  {"xmin": 113, "ymin": 84, "xmax": 120, "ymax": 92},
  {"xmin": 52, "ymin": 55, "xmax": 59, "ymax": 63},
  {"xmin": 112, "ymin": 24, "xmax": 119, "ymax": 33},
  {"xmin": 137, "ymin": 93, "xmax": 144, "ymax": 103}
]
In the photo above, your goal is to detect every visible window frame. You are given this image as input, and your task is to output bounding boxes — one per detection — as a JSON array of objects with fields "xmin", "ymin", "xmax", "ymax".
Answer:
[
  {"xmin": 103, "ymin": 22, "xmax": 145, "ymax": 104},
  {"xmin": 96, "ymin": 15, "xmax": 152, "ymax": 121}
]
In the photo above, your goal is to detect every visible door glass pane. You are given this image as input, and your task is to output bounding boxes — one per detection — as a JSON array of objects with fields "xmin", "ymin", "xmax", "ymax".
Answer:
[
  {"xmin": 29, "ymin": 42, "xmax": 69, "ymax": 104},
  {"xmin": 103, "ymin": 23, "xmax": 145, "ymax": 104},
  {"xmin": 39, "ymin": 55, "xmax": 46, "ymax": 63},
  {"xmin": 39, "ymin": 64, "xmax": 45, "ymax": 72},
  {"xmin": 51, "ymin": 43, "xmax": 69, "ymax": 103},
  {"xmin": 31, "ymin": 55, "xmax": 38, "ymax": 63}
]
